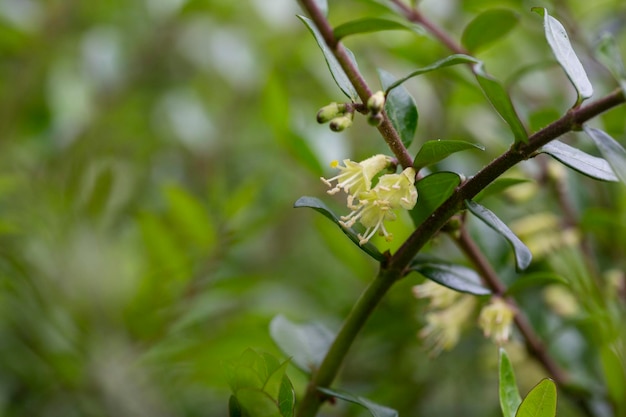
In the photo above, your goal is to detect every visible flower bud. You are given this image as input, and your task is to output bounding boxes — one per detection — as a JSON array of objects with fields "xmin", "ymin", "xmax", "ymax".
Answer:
[
  {"xmin": 316, "ymin": 102, "xmax": 345, "ymax": 123},
  {"xmin": 367, "ymin": 112, "xmax": 384, "ymax": 126},
  {"xmin": 329, "ymin": 114, "xmax": 353, "ymax": 132},
  {"xmin": 367, "ymin": 91, "xmax": 386, "ymax": 114}
]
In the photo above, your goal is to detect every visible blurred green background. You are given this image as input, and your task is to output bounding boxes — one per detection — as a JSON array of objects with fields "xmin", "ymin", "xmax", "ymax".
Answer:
[{"xmin": 0, "ymin": 0, "xmax": 625, "ymax": 416}]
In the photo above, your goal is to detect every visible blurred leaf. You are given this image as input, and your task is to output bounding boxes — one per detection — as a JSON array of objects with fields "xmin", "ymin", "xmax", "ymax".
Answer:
[
  {"xmin": 599, "ymin": 345, "xmax": 626, "ymax": 411},
  {"xmin": 462, "ymin": 9, "xmax": 520, "ymax": 53},
  {"xmin": 583, "ymin": 125, "xmax": 626, "ymax": 185},
  {"xmin": 384, "ymin": 54, "xmax": 480, "ymax": 94},
  {"xmin": 298, "ymin": 16, "xmax": 359, "ymax": 101},
  {"xmin": 528, "ymin": 108, "xmax": 561, "ymax": 133},
  {"xmin": 237, "ymin": 389, "xmax": 282, "ymax": 417},
  {"xmin": 379, "ymin": 69, "xmax": 418, "ymax": 148},
  {"xmin": 334, "ymin": 18, "xmax": 414, "ymax": 40},
  {"xmin": 409, "ymin": 257, "xmax": 491, "ymax": 295},
  {"xmin": 540, "ymin": 140, "xmax": 618, "ymax": 182},
  {"xmin": 515, "ymin": 379, "xmax": 557, "ymax": 417},
  {"xmin": 532, "ymin": 8, "xmax": 593, "ymax": 104},
  {"xmin": 318, "ymin": 387, "xmax": 398, "ymax": 417},
  {"xmin": 278, "ymin": 373, "xmax": 296, "ymax": 417},
  {"xmin": 410, "ymin": 172, "xmax": 460, "ymax": 227},
  {"xmin": 596, "ymin": 33, "xmax": 626, "ymax": 94},
  {"xmin": 269, "ymin": 315, "xmax": 334, "ymax": 374},
  {"xmin": 164, "ymin": 184, "xmax": 216, "ymax": 249},
  {"xmin": 499, "ymin": 348, "xmax": 522, "ymax": 417},
  {"xmin": 505, "ymin": 272, "xmax": 568, "ymax": 296},
  {"xmin": 465, "ymin": 200, "xmax": 532, "ymax": 270},
  {"xmin": 474, "ymin": 178, "xmax": 530, "ymax": 201},
  {"xmin": 413, "ymin": 140, "xmax": 484, "ymax": 169},
  {"xmin": 264, "ymin": 360, "xmax": 289, "ymax": 400},
  {"xmin": 229, "ymin": 395, "xmax": 243, "ymax": 417},
  {"xmin": 474, "ymin": 63, "xmax": 528, "ymax": 143},
  {"xmin": 294, "ymin": 196, "xmax": 386, "ymax": 261}
]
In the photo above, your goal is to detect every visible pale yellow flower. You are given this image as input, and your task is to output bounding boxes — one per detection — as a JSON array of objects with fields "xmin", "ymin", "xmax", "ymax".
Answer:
[
  {"xmin": 478, "ymin": 298, "xmax": 516, "ymax": 345},
  {"xmin": 419, "ymin": 295, "xmax": 476, "ymax": 355},
  {"xmin": 320, "ymin": 154, "xmax": 390, "ymax": 200},
  {"xmin": 412, "ymin": 280, "xmax": 461, "ymax": 309}
]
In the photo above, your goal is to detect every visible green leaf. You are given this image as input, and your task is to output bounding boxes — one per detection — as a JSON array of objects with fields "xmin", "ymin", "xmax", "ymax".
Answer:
[
  {"xmin": 318, "ymin": 387, "xmax": 398, "ymax": 417},
  {"xmin": 583, "ymin": 125, "xmax": 626, "ymax": 185},
  {"xmin": 237, "ymin": 388, "xmax": 282, "ymax": 417},
  {"xmin": 264, "ymin": 360, "xmax": 289, "ymax": 401},
  {"xmin": 164, "ymin": 184, "xmax": 216, "ymax": 250},
  {"xmin": 597, "ymin": 33, "xmax": 626, "ymax": 94},
  {"xmin": 278, "ymin": 373, "xmax": 295, "ymax": 417},
  {"xmin": 298, "ymin": 15, "xmax": 359, "ymax": 101},
  {"xmin": 334, "ymin": 18, "xmax": 416, "ymax": 40},
  {"xmin": 474, "ymin": 178, "xmax": 531, "ymax": 201},
  {"xmin": 229, "ymin": 395, "xmax": 243, "ymax": 417},
  {"xmin": 384, "ymin": 54, "xmax": 481, "ymax": 94},
  {"xmin": 505, "ymin": 272, "xmax": 568, "ymax": 296},
  {"xmin": 379, "ymin": 69, "xmax": 418, "ymax": 148},
  {"xmin": 515, "ymin": 379, "xmax": 557, "ymax": 417},
  {"xmin": 294, "ymin": 196, "xmax": 386, "ymax": 261},
  {"xmin": 474, "ymin": 63, "xmax": 528, "ymax": 143},
  {"xmin": 413, "ymin": 139, "xmax": 484, "ymax": 169},
  {"xmin": 269, "ymin": 315, "xmax": 334, "ymax": 374},
  {"xmin": 499, "ymin": 348, "xmax": 522, "ymax": 417},
  {"xmin": 410, "ymin": 172, "xmax": 460, "ymax": 227},
  {"xmin": 540, "ymin": 140, "xmax": 618, "ymax": 182},
  {"xmin": 465, "ymin": 200, "xmax": 532, "ymax": 270},
  {"xmin": 409, "ymin": 256, "xmax": 491, "ymax": 295},
  {"xmin": 599, "ymin": 345, "xmax": 626, "ymax": 410},
  {"xmin": 532, "ymin": 8, "xmax": 593, "ymax": 104},
  {"xmin": 462, "ymin": 9, "xmax": 520, "ymax": 53}
]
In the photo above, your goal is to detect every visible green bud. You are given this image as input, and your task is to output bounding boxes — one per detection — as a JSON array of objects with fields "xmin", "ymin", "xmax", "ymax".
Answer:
[
  {"xmin": 329, "ymin": 114, "xmax": 353, "ymax": 132},
  {"xmin": 316, "ymin": 102, "xmax": 346, "ymax": 123},
  {"xmin": 367, "ymin": 91, "xmax": 385, "ymax": 114},
  {"xmin": 367, "ymin": 112, "xmax": 384, "ymax": 126}
]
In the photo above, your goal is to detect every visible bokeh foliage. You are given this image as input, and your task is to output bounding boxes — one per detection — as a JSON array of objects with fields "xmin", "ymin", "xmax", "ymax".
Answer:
[{"xmin": 0, "ymin": 0, "xmax": 625, "ymax": 416}]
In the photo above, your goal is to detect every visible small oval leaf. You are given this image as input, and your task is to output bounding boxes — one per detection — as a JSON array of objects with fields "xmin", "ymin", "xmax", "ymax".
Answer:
[
  {"xmin": 410, "ymin": 172, "xmax": 461, "ymax": 227},
  {"xmin": 298, "ymin": 15, "xmax": 359, "ymax": 101},
  {"xmin": 462, "ymin": 9, "xmax": 520, "ymax": 53},
  {"xmin": 318, "ymin": 387, "xmax": 399, "ymax": 417},
  {"xmin": 500, "ymin": 348, "xmax": 523, "ymax": 417},
  {"xmin": 539, "ymin": 140, "xmax": 618, "ymax": 182},
  {"xmin": 269, "ymin": 315, "xmax": 335, "ymax": 374},
  {"xmin": 409, "ymin": 257, "xmax": 492, "ymax": 295},
  {"xmin": 515, "ymin": 379, "xmax": 557, "ymax": 417},
  {"xmin": 583, "ymin": 125, "xmax": 626, "ymax": 185},
  {"xmin": 294, "ymin": 196, "xmax": 385, "ymax": 261},
  {"xmin": 334, "ymin": 18, "xmax": 415, "ymax": 40},
  {"xmin": 385, "ymin": 54, "xmax": 481, "ymax": 94},
  {"xmin": 474, "ymin": 63, "xmax": 528, "ymax": 143},
  {"xmin": 465, "ymin": 200, "xmax": 532, "ymax": 271},
  {"xmin": 379, "ymin": 69, "xmax": 418, "ymax": 148},
  {"xmin": 532, "ymin": 8, "xmax": 593, "ymax": 103},
  {"xmin": 413, "ymin": 139, "xmax": 484, "ymax": 169}
]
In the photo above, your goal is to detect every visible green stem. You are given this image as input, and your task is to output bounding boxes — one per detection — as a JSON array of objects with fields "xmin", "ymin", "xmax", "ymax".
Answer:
[{"xmin": 295, "ymin": 268, "xmax": 399, "ymax": 417}]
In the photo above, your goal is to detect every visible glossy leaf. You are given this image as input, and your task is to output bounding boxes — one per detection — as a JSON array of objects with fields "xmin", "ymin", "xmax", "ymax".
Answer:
[
  {"xmin": 409, "ymin": 257, "xmax": 491, "ymax": 295},
  {"xmin": 334, "ymin": 18, "xmax": 414, "ymax": 40},
  {"xmin": 597, "ymin": 34, "xmax": 626, "ymax": 94},
  {"xmin": 500, "ymin": 348, "xmax": 522, "ymax": 417},
  {"xmin": 465, "ymin": 200, "xmax": 532, "ymax": 270},
  {"xmin": 462, "ymin": 9, "xmax": 520, "ymax": 53},
  {"xmin": 294, "ymin": 196, "xmax": 385, "ymax": 261},
  {"xmin": 410, "ymin": 172, "xmax": 460, "ymax": 227},
  {"xmin": 583, "ymin": 125, "xmax": 626, "ymax": 185},
  {"xmin": 515, "ymin": 379, "xmax": 557, "ymax": 417},
  {"xmin": 269, "ymin": 315, "xmax": 334, "ymax": 374},
  {"xmin": 474, "ymin": 63, "xmax": 528, "ymax": 143},
  {"xmin": 379, "ymin": 69, "xmax": 418, "ymax": 148},
  {"xmin": 532, "ymin": 8, "xmax": 593, "ymax": 104},
  {"xmin": 413, "ymin": 139, "xmax": 484, "ymax": 169},
  {"xmin": 540, "ymin": 140, "xmax": 618, "ymax": 182},
  {"xmin": 298, "ymin": 16, "xmax": 359, "ymax": 101},
  {"xmin": 318, "ymin": 387, "xmax": 398, "ymax": 417},
  {"xmin": 385, "ymin": 54, "xmax": 480, "ymax": 94},
  {"xmin": 505, "ymin": 272, "xmax": 567, "ymax": 296},
  {"xmin": 474, "ymin": 178, "xmax": 531, "ymax": 201}
]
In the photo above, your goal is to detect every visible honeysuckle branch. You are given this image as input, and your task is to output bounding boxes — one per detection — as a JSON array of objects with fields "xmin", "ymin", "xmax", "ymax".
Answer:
[
  {"xmin": 454, "ymin": 226, "xmax": 596, "ymax": 417},
  {"xmin": 298, "ymin": 0, "xmax": 414, "ymax": 169}
]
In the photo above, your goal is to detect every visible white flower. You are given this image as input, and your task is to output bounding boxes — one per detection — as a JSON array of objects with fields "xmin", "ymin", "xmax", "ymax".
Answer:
[{"xmin": 320, "ymin": 154, "xmax": 390, "ymax": 200}]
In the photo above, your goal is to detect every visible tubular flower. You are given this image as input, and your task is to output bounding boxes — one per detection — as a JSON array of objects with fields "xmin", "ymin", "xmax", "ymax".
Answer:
[
  {"xmin": 478, "ymin": 297, "xmax": 516, "ymax": 345},
  {"xmin": 419, "ymin": 295, "xmax": 476, "ymax": 356},
  {"xmin": 339, "ymin": 167, "xmax": 417, "ymax": 245},
  {"xmin": 320, "ymin": 154, "xmax": 390, "ymax": 201},
  {"xmin": 412, "ymin": 280, "xmax": 461, "ymax": 309}
]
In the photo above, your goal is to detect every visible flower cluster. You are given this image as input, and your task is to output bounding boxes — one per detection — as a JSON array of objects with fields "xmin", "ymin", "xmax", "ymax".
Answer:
[
  {"xmin": 321, "ymin": 155, "xmax": 417, "ymax": 245},
  {"xmin": 477, "ymin": 297, "xmax": 516, "ymax": 345}
]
